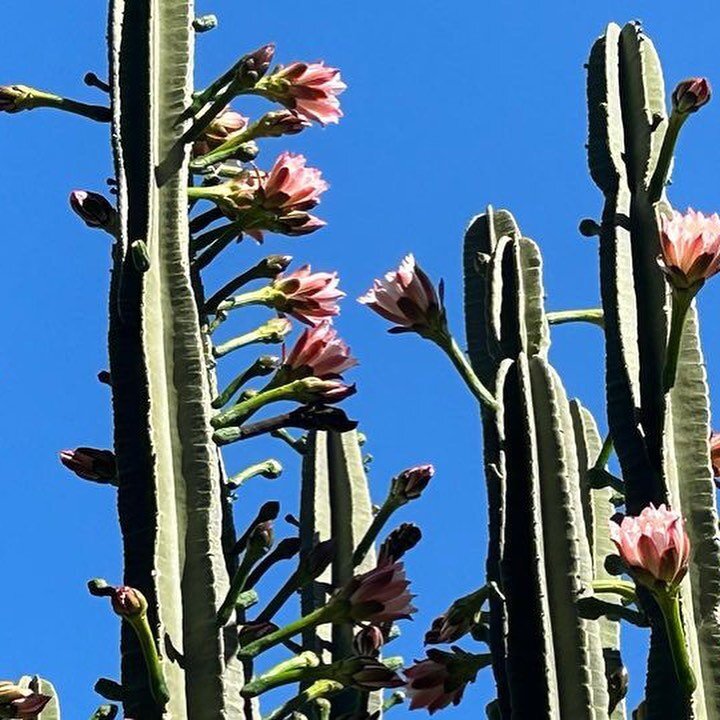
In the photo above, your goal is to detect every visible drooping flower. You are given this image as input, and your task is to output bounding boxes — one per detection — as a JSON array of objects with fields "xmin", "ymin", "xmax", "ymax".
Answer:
[
  {"xmin": 710, "ymin": 431, "xmax": 720, "ymax": 479},
  {"xmin": 359, "ymin": 255, "xmax": 445, "ymax": 336},
  {"xmin": 193, "ymin": 107, "xmax": 249, "ymax": 156},
  {"xmin": 405, "ymin": 648, "xmax": 487, "ymax": 714},
  {"xmin": 271, "ymin": 265, "xmax": 344, "ymax": 325},
  {"xmin": 390, "ymin": 464, "xmax": 435, "ymax": 503},
  {"xmin": 672, "ymin": 77, "xmax": 712, "ymax": 115},
  {"xmin": 659, "ymin": 209, "xmax": 720, "ymax": 291},
  {"xmin": 336, "ymin": 561, "xmax": 416, "ymax": 623},
  {"xmin": 0, "ymin": 682, "xmax": 51, "ymax": 718},
  {"xmin": 284, "ymin": 322, "xmax": 357, "ymax": 378},
  {"xmin": 59, "ymin": 447, "xmax": 117, "ymax": 484},
  {"xmin": 609, "ymin": 504, "xmax": 690, "ymax": 590},
  {"xmin": 424, "ymin": 586, "xmax": 489, "ymax": 645},
  {"xmin": 69, "ymin": 190, "xmax": 117, "ymax": 231},
  {"xmin": 256, "ymin": 62, "xmax": 346, "ymax": 125}
]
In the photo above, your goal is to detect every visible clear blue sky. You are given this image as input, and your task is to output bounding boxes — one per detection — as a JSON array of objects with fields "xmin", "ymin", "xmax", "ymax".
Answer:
[{"xmin": 2, "ymin": 1, "xmax": 720, "ymax": 717}]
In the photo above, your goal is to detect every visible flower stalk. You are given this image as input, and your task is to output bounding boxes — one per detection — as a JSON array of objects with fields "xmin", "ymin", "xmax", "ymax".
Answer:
[
  {"xmin": 663, "ymin": 288, "xmax": 694, "ymax": 392},
  {"xmin": 0, "ymin": 84, "xmax": 111, "ymax": 121},
  {"xmin": 654, "ymin": 591, "xmax": 697, "ymax": 695},
  {"xmin": 546, "ymin": 308, "xmax": 604, "ymax": 328},
  {"xmin": 213, "ymin": 318, "xmax": 292, "ymax": 359}
]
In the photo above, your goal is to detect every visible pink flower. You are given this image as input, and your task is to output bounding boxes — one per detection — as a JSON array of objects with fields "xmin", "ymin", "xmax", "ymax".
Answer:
[
  {"xmin": 405, "ymin": 649, "xmax": 482, "ymax": 714},
  {"xmin": 609, "ymin": 504, "xmax": 690, "ymax": 589},
  {"xmin": 261, "ymin": 151, "xmax": 328, "ymax": 212},
  {"xmin": 338, "ymin": 561, "xmax": 416, "ymax": 623},
  {"xmin": 272, "ymin": 265, "xmax": 344, "ymax": 325},
  {"xmin": 59, "ymin": 447, "xmax": 117, "ymax": 484},
  {"xmin": 284, "ymin": 322, "xmax": 357, "ymax": 378},
  {"xmin": 359, "ymin": 254, "xmax": 444, "ymax": 334},
  {"xmin": 672, "ymin": 77, "xmax": 712, "ymax": 115},
  {"xmin": 259, "ymin": 62, "xmax": 346, "ymax": 125},
  {"xmin": 711, "ymin": 431, "xmax": 720, "ymax": 478},
  {"xmin": 193, "ymin": 107, "xmax": 249, "ymax": 156},
  {"xmin": 659, "ymin": 209, "xmax": 720, "ymax": 290}
]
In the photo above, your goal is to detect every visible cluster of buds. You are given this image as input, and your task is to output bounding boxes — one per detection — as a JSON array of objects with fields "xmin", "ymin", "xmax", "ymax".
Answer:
[
  {"xmin": 0, "ymin": 682, "xmax": 51, "ymax": 718},
  {"xmin": 425, "ymin": 585, "xmax": 490, "ymax": 645}
]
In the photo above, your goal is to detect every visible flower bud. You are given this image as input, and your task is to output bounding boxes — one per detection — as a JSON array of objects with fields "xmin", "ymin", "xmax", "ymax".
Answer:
[
  {"xmin": 378, "ymin": 523, "xmax": 422, "ymax": 565},
  {"xmin": 286, "ymin": 405, "xmax": 358, "ymax": 433},
  {"xmin": 334, "ymin": 657, "xmax": 404, "ymax": 691},
  {"xmin": 238, "ymin": 620, "xmax": 278, "ymax": 646},
  {"xmin": 260, "ymin": 317, "xmax": 293, "ymax": 344},
  {"xmin": 295, "ymin": 377, "xmax": 357, "ymax": 405},
  {"xmin": 0, "ymin": 682, "xmax": 51, "ymax": 718},
  {"xmin": 711, "ymin": 431, "xmax": 720, "ymax": 479},
  {"xmin": 248, "ymin": 520, "xmax": 274, "ymax": 556},
  {"xmin": 70, "ymin": 190, "xmax": 117, "ymax": 230},
  {"xmin": 193, "ymin": 107, "xmax": 249, "ymax": 157},
  {"xmin": 300, "ymin": 538, "xmax": 336, "ymax": 581},
  {"xmin": 59, "ymin": 447, "xmax": 117, "ymax": 484},
  {"xmin": 672, "ymin": 77, "xmax": 711, "ymax": 115},
  {"xmin": 353, "ymin": 625, "xmax": 385, "ymax": 657},
  {"xmin": 237, "ymin": 44, "xmax": 276, "ymax": 86},
  {"xmin": 390, "ymin": 464, "xmax": 435, "ymax": 503},
  {"xmin": 0, "ymin": 85, "xmax": 33, "ymax": 113},
  {"xmin": 255, "ymin": 110, "xmax": 311, "ymax": 138},
  {"xmin": 262, "ymin": 254, "xmax": 293, "ymax": 276},
  {"xmin": 111, "ymin": 586, "xmax": 148, "ymax": 618}
]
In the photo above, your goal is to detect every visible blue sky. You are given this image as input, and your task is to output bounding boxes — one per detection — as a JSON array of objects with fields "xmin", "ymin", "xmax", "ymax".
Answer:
[{"xmin": 2, "ymin": 1, "xmax": 720, "ymax": 717}]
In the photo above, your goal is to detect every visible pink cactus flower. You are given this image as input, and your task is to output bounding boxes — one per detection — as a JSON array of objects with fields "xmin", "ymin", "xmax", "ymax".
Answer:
[
  {"xmin": 659, "ymin": 209, "xmax": 720, "ymax": 291},
  {"xmin": 609, "ymin": 504, "xmax": 690, "ymax": 589},
  {"xmin": 261, "ymin": 151, "xmax": 328, "ymax": 212},
  {"xmin": 337, "ymin": 560, "xmax": 416, "ymax": 623},
  {"xmin": 405, "ymin": 650, "xmax": 474, "ymax": 714},
  {"xmin": 284, "ymin": 322, "xmax": 357, "ymax": 378},
  {"xmin": 359, "ymin": 254, "xmax": 444, "ymax": 334},
  {"xmin": 272, "ymin": 265, "xmax": 345, "ymax": 326},
  {"xmin": 672, "ymin": 77, "xmax": 712, "ymax": 114},
  {"xmin": 711, "ymin": 431, "xmax": 720, "ymax": 478},
  {"xmin": 258, "ymin": 61, "xmax": 346, "ymax": 125},
  {"xmin": 193, "ymin": 107, "xmax": 249, "ymax": 156}
]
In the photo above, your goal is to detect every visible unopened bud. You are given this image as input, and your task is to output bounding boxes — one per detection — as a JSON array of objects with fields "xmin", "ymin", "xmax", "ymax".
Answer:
[
  {"xmin": 248, "ymin": 520, "xmax": 274, "ymax": 555},
  {"xmin": 60, "ymin": 447, "xmax": 116, "ymax": 484},
  {"xmin": 378, "ymin": 523, "xmax": 422, "ymax": 565},
  {"xmin": 237, "ymin": 44, "xmax": 276, "ymax": 86},
  {"xmin": 390, "ymin": 464, "xmax": 435, "ymax": 503},
  {"xmin": 193, "ymin": 14, "xmax": 218, "ymax": 32},
  {"xmin": 238, "ymin": 620, "xmax": 278, "ymax": 646},
  {"xmin": 262, "ymin": 254, "xmax": 293, "ymax": 276},
  {"xmin": 0, "ymin": 682, "xmax": 51, "ymax": 718},
  {"xmin": 295, "ymin": 377, "xmax": 356, "ymax": 404},
  {"xmin": 672, "ymin": 77, "xmax": 711, "ymax": 115},
  {"xmin": 261, "ymin": 317, "xmax": 293, "ymax": 343},
  {"xmin": 255, "ymin": 110, "xmax": 311, "ymax": 138},
  {"xmin": 301, "ymin": 539, "xmax": 336, "ymax": 580},
  {"xmin": 0, "ymin": 84, "xmax": 33, "ymax": 113},
  {"xmin": 353, "ymin": 625, "xmax": 385, "ymax": 657},
  {"xmin": 70, "ymin": 190, "xmax": 117, "ymax": 230},
  {"xmin": 111, "ymin": 586, "xmax": 148, "ymax": 618}
]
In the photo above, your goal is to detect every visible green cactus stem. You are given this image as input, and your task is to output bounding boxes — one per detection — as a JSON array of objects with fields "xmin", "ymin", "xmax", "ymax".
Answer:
[
  {"xmin": 647, "ymin": 110, "xmax": 687, "ymax": 203},
  {"xmin": 591, "ymin": 580, "xmax": 637, "ymax": 603},
  {"xmin": 653, "ymin": 592, "xmax": 697, "ymax": 696},
  {"xmin": 227, "ymin": 459, "xmax": 283, "ymax": 491},
  {"xmin": 213, "ymin": 318, "xmax": 292, "ymax": 358},
  {"xmin": 662, "ymin": 288, "xmax": 694, "ymax": 391}
]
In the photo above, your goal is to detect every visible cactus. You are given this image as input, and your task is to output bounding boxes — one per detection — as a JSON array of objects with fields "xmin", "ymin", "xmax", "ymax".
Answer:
[{"xmin": 5, "ymin": 7, "xmax": 720, "ymax": 720}]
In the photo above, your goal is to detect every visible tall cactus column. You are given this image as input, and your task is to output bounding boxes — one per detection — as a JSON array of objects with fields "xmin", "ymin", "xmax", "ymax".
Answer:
[{"xmin": 109, "ymin": 0, "xmax": 245, "ymax": 717}]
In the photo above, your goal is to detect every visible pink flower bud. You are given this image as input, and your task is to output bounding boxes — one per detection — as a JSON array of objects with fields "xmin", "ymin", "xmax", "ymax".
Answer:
[
  {"xmin": 609, "ymin": 504, "xmax": 691, "ymax": 589},
  {"xmin": 391, "ymin": 464, "xmax": 435, "ymax": 502},
  {"xmin": 337, "ymin": 561, "xmax": 416, "ymax": 623},
  {"xmin": 0, "ymin": 682, "xmax": 51, "ymax": 718},
  {"xmin": 340, "ymin": 657, "xmax": 404, "ymax": 691},
  {"xmin": 296, "ymin": 377, "xmax": 356, "ymax": 404},
  {"xmin": 59, "ymin": 447, "xmax": 117, "ymax": 483},
  {"xmin": 258, "ymin": 62, "xmax": 346, "ymax": 125},
  {"xmin": 711, "ymin": 431, "xmax": 720, "ymax": 478},
  {"xmin": 405, "ymin": 648, "xmax": 483, "ymax": 714},
  {"xmin": 272, "ymin": 266, "xmax": 345, "ymax": 326},
  {"xmin": 284, "ymin": 322, "xmax": 357, "ymax": 377},
  {"xmin": 193, "ymin": 107, "xmax": 249, "ymax": 156},
  {"xmin": 359, "ymin": 254, "xmax": 445, "ymax": 335},
  {"xmin": 659, "ymin": 208, "xmax": 720, "ymax": 291},
  {"xmin": 353, "ymin": 625, "xmax": 385, "ymax": 657},
  {"xmin": 238, "ymin": 44, "xmax": 276, "ymax": 84},
  {"xmin": 672, "ymin": 77, "xmax": 712, "ymax": 114},
  {"xmin": 69, "ymin": 190, "xmax": 116, "ymax": 230},
  {"xmin": 111, "ymin": 586, "xmax": 148, "ymax": 618},
  {"xmin": 255, "ymin": 110, "xmax": 311, "ymax": 138}
]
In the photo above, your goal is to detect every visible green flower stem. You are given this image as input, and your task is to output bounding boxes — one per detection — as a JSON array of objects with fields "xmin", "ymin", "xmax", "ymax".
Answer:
[
  {"xmin": 194, "ymin": 234, "xmax": 237, "ymax": 272},
  {"xmin": 648, "ymin": 111, "xmax": 687, "ymax": 203},
  {"xmin": 263, "ymin": 680, "xmax": 343, "ymax": 720},
  {"xmin": 190, "ymin": 219, "xmax": 242, "ymax": 254},
  {"xmin": 239, "ymin": 604, "xmax": 337, "ymax": 659},
  {"xmin": 243, "ymin": 653, "xmax": 324, "ymax": 698},
  {"xmin": 271, "ymin": 428, "xmax": 307, "ymax": 454},
  {"xmin": 227, "ymin": 459, "xmax": 282, "ymax": 491},
  {"xmin": 212, "ymin": 358, "xmax": 279, "ymax": 409},
  {"xmin": 217, "ymin": 539, "xmax": 269, "ymax": 627},
  {"xmin": 212, "ymin": 381, "xmax": 303, "ymax": 427},
  {"xmin": 124, "ymin": 614, "xmax": 170, "ymax": 707},
  {"xmin": 437, "ymin": 335, "xmax": 499, "ymax": 411},
  {"xmin": 663, "ymin": 288, "xmax": 695, "ymax": 392},
  {"xmin": 592, "ymin": 580, "xmax": 638, "ymax": 603},
  {"xmin": 383, "ymin": 691, "xmax": 406, "ymax": 712},
  {"xmin": 191, "ymin": 127, "xmax": 259, "ymax": 169},
  {"xmin": 11, "ymin": 86, "xmax": 111, "ymax": 122},
  {"xmin": 352, "ymin": 497, "xmax": 402, "ymax": 567},
  {"xmin": 213, "ymin": 323, "xmax": 289, "ymax": 359},
  {"xmin": 217, "ymin": 286, "xmax": 278, "ymax": 313},
  {"xmin": 183, "ymin": 75, "xmax": 246, "ymax": 143},
  {"xmin": 255, "ymin": 564, "xmax": 307, "ymax": 622},
  {"xmin": 594, "ymin": 433, "xmax": 614, "ymax": 470},
  {"xmin": 205, "ymin": 258, "xmax": 287, "ymax": 315},
  {"xmin": 654, "ymin": 591, "xmax": 697, "ymax": 696},
  {"xmin": 546, "ymin": 308, "xmax": 604, "ymax": 328}
]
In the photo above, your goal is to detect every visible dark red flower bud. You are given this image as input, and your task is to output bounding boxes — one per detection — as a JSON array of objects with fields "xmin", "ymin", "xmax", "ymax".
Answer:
[
  {"xmin": 59, "ymin": 447, "xmax": 117, "ymax": 484},
  {"xmin": 353, "ymin": 625, "xmax": 385, "ymax": 657},
  {"xmin": 672, "ymin": 77, "xmax": 711, "ymax": 114},
  {"xmin": 111, "ymin": 586, "xmax": 148, "ymax": 618},
  {"xmin": 69, "ymin": 190, "xmax": 117, "ymax": 230}
]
